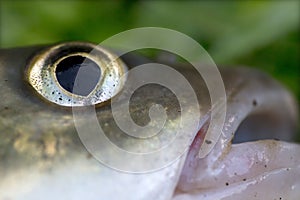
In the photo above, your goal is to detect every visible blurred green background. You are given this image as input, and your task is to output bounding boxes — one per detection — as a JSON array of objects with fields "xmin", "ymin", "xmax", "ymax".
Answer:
[{"xmin": 0, "ymin": 0, "xmax": 299, "ymax": 139}]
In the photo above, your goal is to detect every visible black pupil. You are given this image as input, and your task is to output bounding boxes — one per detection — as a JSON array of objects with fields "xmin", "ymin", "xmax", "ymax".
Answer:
[{"xmin": 55, "ymin": 55, "xmax": 101, "ymax": 96}]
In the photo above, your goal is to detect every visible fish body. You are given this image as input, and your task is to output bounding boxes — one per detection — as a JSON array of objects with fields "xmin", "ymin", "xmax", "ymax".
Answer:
[{"xmin": 0, "ymin": 43, "xmax": 299, "ymax": 200}]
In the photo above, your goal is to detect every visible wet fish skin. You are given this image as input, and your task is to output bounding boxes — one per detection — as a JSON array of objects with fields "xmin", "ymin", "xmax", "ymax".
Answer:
[{"xmin": 0, "ymin": 43, "xmax": 298, "ymax": 200}]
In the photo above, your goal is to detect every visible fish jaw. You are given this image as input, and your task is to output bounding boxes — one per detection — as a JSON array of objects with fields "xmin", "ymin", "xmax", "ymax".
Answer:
[
  {"xmin": 174, "ymin": 141, "xmax": 300, "ymax": 200},
  {"xmin": 174, "ymin": 68, "xmax": 300, "ymax": 199}
]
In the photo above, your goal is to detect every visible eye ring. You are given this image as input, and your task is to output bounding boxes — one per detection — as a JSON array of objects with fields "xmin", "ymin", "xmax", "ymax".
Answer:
[{"xmin": 26, "ymin": 42, "xmax": 127, "ymax": 107}]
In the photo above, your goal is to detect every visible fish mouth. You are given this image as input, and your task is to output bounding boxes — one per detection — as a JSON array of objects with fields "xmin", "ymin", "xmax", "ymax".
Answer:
[
  {"xmin": 172, "ymin": 89, "xmax": 300, "ymax": 199},
  {"xmin": 169, "ymin": 66, "xmax": 299, "ymax": 199}
]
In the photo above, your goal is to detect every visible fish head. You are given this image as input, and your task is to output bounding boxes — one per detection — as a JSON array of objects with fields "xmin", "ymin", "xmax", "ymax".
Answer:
[{"xmin": 0, "ymin": 42, "xmax": 299, "ymax": 200}]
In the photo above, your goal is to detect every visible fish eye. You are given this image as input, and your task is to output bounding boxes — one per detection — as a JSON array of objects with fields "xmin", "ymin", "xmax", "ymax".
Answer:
[{"xmin": 26, "ymin": 42, "xmax": 127, "ymax": 107}]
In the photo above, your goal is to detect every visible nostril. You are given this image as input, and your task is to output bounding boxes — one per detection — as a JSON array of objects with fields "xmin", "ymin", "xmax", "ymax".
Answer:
[{"xmin": 55, "ymin": 55, "xmax": 101, "ymax": 96}]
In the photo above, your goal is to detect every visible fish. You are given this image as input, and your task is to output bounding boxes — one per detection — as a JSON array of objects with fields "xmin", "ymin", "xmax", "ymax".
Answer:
[{"xmin": 0, "ymin": 42, "xmax": 299, "ymax": 200}]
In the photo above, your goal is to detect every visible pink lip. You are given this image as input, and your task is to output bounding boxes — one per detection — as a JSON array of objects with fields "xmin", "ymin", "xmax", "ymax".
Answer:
[{"xmin": 172, "ymin": 68, "xmax": 300, "ymax": 199}]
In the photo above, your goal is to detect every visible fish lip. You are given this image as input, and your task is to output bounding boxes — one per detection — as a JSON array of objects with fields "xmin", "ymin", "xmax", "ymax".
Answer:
[{"xmin": 170, "ymin": 116, "xmax": 210, "ymax": 195}]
